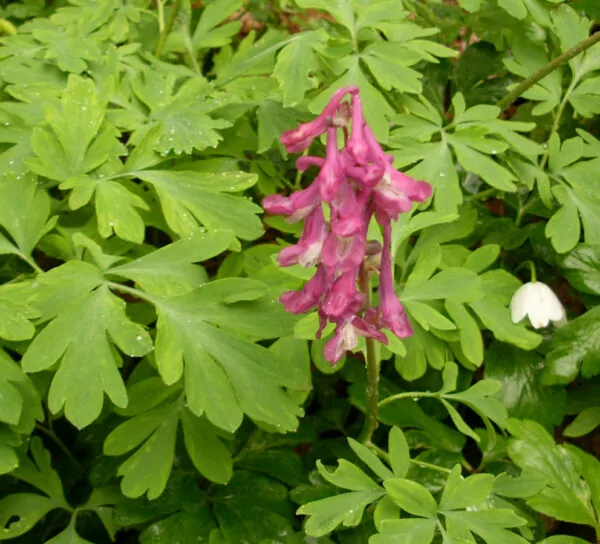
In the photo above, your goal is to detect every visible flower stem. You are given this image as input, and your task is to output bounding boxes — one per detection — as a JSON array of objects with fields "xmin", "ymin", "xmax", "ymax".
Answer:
[
  {"xmin": 154, "ymin": 0, "xmax": 181, "ymax": 58},
  {"xmin": 496, "ymin": 30, "xmax": 600, "ymax": 110},
  {"xmin": 358, "ymin": 263, "xmax": 379, "ymax": 444}
]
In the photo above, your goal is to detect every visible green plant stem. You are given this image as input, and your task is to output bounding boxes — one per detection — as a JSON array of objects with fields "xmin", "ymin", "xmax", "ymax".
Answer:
[
  {"xmin": 496, "ymin": 30, "xmax": 600, "ymax": 110},
  {"xmin": 36, "ymin": 424, "xmax": 82, "ymax": 474},
  {"xmin": 107, "ymin": 281, "xmax": 159, "ymax": 305},
  {"xmin": 154, "ymin": 0, "xmax": 181, "ymax": 58},
  {"xmin": 358, "ymin": 264, "xmax": 379, "ymax": 444},
  {"xmin": 157, "ymin": 0, "xmax": 165, "ymax": 33},
  {"xmin": 22, "ymin": 253, "xmax": 43, "ymax": 274},
  {"xmin": 368, "ymin": 442, "xmax": 453, "ymax": 474},
  {"xmin": 378, "ymin": 390, "xmax": 439, "ymax": 408}
]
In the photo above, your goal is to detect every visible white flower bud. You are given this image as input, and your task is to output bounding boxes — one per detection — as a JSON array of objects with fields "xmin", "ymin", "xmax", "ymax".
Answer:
[{"xmin": 510, "ymin": 281, "xmax": 566, "ymax": 329}]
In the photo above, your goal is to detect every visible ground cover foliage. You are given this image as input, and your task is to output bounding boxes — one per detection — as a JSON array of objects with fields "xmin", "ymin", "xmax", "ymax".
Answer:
[{"xmin": 0, "ymin": 0, "xmax": 599, "ymax": 542}]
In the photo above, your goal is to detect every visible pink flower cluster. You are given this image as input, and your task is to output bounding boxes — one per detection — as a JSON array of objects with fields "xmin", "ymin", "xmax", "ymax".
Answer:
[{"xmin": 263, "ymin": 87, "xmax": 432, "ymax": 364}]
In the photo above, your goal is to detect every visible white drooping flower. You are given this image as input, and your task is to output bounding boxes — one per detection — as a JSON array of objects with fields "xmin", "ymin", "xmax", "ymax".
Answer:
[{"xmin": 510, "ymin": 282, "xmax": 566, "ymax": 329}]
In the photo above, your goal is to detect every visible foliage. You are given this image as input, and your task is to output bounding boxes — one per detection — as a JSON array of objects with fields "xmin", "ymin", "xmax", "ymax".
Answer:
[{"xmin": 0, "ymin": 0, "xmax": 598, "ymax": 542}]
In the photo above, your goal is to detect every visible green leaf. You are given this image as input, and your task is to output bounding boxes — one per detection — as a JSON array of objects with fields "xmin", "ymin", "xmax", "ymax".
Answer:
[
  {"xmin": 273, "ymin": 31, "xmax": 325, "ymax": 106},
  {"xmin": 27, "ymin": 74, "xmax": 118, "ymax": 181},
  {"xmin": 104, "ymin": 403, "xmax": 179, "ymax": 499},
  {"xmin": 191, "ymin": 0, "xmax": 242, "ymax": 49},
  {"xmin": 212, "ymin": 471, "xmax": 295, "ymax": 542},
  {"xmin": 0, "ymin": 438, "xmax": 71, "ymax": 539},
  {"xmin": 348, "ymin": 438, "xmax": 394, "ymax": 481},
  {"xmin": 445, "ymin": 300, "xmax": 483, "ymax": 366},
  {"xmin": 0, "ymin": 172, "xmax": 55, "ymax": 262},
  {"xmin": 131, "ymin": 74, "xmax": 232, "ymax": 155},
  {"xmin": 442, "ymin": 509, "xmax": 528, "ymax": 544},
  {"xmin": 384, "ymin": 478, "xmax": 438, "ymax": 518},
  {"xmin": 371, "ymin": 518, "xmax": 437, "ymax": 544},
  {"xmin": 181, "ymin": 410, "xmax": 232, "ymax": 484},
  {"xmin": 135, "ymin": 169, "xmax": 263, "ymax": 241},
  {"xmin": 544, "ymin": 306, "xmax": 600, "ymax": 385},
  {"xmin": 388, "ymin": 427, "xmax": 410, "ymax": 478},
  {"xmin": 445, "ymin": 380, "xmax": 508, "ymax": 429},
  {"xmin": 447, "ymin": 134, "xmax": 517, "ymax": 192},
  {"xmin": 317, "ymin": 460, "xmax": 382, "ymax": 492},
  {"xmin": 485, "ymin": 342, "xmax": 565, "ymax": 428},
  {"xmin": 256, "ymin": 101, "xmax": 297, "ymax": 153},
  {"xmin": 546, "ymin": 186, "xmax": 581, "ymax": 254},
  {"xmin": 0, "ymin": 283, "xmax": 38, "ymax": 341},
  {"xmin": 45, "ymin": 519, "xmax": 93, "ymax": 544},
  {"xmin": 401, "ymin": 268, "xmax": 483, "ymax": 303},
  {"xmin": 439, "ymin": 466, "xmax": 494, "ymax": 510},
  {"xmin": 538, "ymin": 537, "xmax": 592, "ymax": 544},
  {"xmin": 108, "ymin": 230, "xmax": 233, "ymax": 297},
  {"xmin": 561, "ymin": 244, "xmax": 600, "ymax": 295},
  {"xmin": 493, "ymin": 471, "xmax": 546, "ymax": 499},
  {"xmin": 22, "ymin": 280, "xmax": 153, "ymax": 429},
  {"xmin": 0, "ymin": 493, "xmax": 59, "ymax": 540},
  {"xmin": 564, "ymin": 406, "xmax": 600, "ymax": 438},
  {"xmin": 154, "ymin": 281, "xmax": 303, "ymax": 432},
  {"xmin": 298, "ymin": 490, "xmax": 384, "ymax": 537},
  {"xmin": 507, "ymin": 419, "xmax": 597, "ymax": 527}
]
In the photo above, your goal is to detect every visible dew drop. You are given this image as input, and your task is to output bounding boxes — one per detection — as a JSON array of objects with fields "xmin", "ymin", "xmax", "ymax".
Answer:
[
  {"xmin": 136, "ymin": 334, "xmax": 143, "ymax": 341},
  {"xmin": 439, "ymin": 172, "xmax": 446, "ymax": 177}
]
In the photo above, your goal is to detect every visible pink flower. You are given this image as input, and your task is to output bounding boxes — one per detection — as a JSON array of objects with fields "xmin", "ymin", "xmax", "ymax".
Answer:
[
  {"xmin": 321, "ymin": 232, "xmax": 366, "ymax": 275},
  {"xmin": 324, "ymin": 316, "xmax": 388, "ymax": 364},
  {"xmin": 330, "ymin": 182, "xmax": 368, "ymax": 237},
  {"xmin": 322, "ymin": 272, "xmax": 363, "ymax": 319},
  {"xmin": 267, "ymin": 87, "xmax": 431, "ymax": 365},
  {"xmin": 317, "ymin": 128, "xmax": 345, "ymax": 202},
  {"xmin": 263, "ymin": 182, "xmax": 321, "ymax": 223},
  {"xmin": 280, "ymin": 87, "xmax": 358, "ymax": 152},
  {"xmin": 279, "ymin": 265, "xmax": 328, "ymax": 314},
  {"xmin": 278, "ymin": 207, "xmax": 328, "ymax": 267},
  {"xmin": 345, "ymin": 94, "xmax": 369, "ymax": 166},
  {"xmin": 376, "ymin": 221, "xmax": 413, "ymax": 338}
]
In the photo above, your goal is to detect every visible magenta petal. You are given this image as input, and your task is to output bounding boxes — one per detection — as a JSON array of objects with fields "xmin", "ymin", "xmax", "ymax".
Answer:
[
  {"xmin": 297, "ymin": 156, "xmax": 325, "ymax": 171},
  {"xmin": 317, "ymin": 127, "xmax": 345, "ymax": 202},
  {"xmin": 322, "ymin": 272, "xmax": 362, "ymax": 319},
  {"xmin": 278, "ymin": 207, "xmax": 328, "ymax": 267},
  {"xmin": 378, "ymin": 220, "xmax": 414, "ymax": 339},
  {"xmin": 322, "ymin": 233, "xmax": 366, "ymax": 273},
  {"xmin": 345, "ymin": 94, "xmax": 370, "ymax": 166},
  {"xmin": 279, "ymin": 265, "xmax": 327, "ymax": 314},
  {"xmin": 280, "ymin": 87, "xmax": 358, "ymax": 153},
  {"xmin": 263, "ymin": 194, "xmax": 294, "ymax": 215}
]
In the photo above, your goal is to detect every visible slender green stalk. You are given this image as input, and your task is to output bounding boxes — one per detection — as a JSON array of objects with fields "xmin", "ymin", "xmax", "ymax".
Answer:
[
  {"xmin": 378, "ymin": 390, "xmax": 439, "ymax": 408},
  {"xmin": 358, "ymin": 264, "xmax": 379, "ymax": 444},
  {"xmin": 496, "ymin": 30, "xmax": 600, "ymax": 110},
  {"xmin": 36, "ymin": 424, "xmax": 82, "ymax": 476},
  {"xmin": 154, "ymin": 0, "xmax": 182, "ymax": 59},
  {"xmin": 107, "ymin": 281, "xmax": 159, "ymax": 305},
  {"xmin": 411, "ymin": 459, "xmax": 453, "ymax": 474},
  {"xmin": 368, "ymin": 441, "xmax": 453, "ymax": 474},
  {"xmin": 22, "ymin": 253, "xmax": 43, "ymax": 274}
]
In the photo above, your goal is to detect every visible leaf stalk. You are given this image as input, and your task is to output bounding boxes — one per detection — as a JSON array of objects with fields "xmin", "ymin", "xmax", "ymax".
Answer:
[{"xmin": 496, "ymin": 30, "xmax": 600, "ymax": 110}]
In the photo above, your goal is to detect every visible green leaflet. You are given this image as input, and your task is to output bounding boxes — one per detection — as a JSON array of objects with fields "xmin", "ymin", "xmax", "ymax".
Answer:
[
  {"xmin": 22, "ymin": 272, "xmax": 153, "ymax": 429},
  {"xmin": 154, "ymin": 279, "xmax": 304, "ymax": 433}
]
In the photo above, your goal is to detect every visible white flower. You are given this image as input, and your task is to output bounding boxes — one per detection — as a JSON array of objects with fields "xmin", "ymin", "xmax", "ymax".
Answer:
[{"xmin": 510, "ymin": 281, "xmax": 566, "ymax": 329}]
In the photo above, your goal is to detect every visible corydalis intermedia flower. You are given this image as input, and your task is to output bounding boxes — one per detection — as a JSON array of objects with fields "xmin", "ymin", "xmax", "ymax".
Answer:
[{"xmin": 264, "ymin": 87, "xmax": 433, "ymax": 363}]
